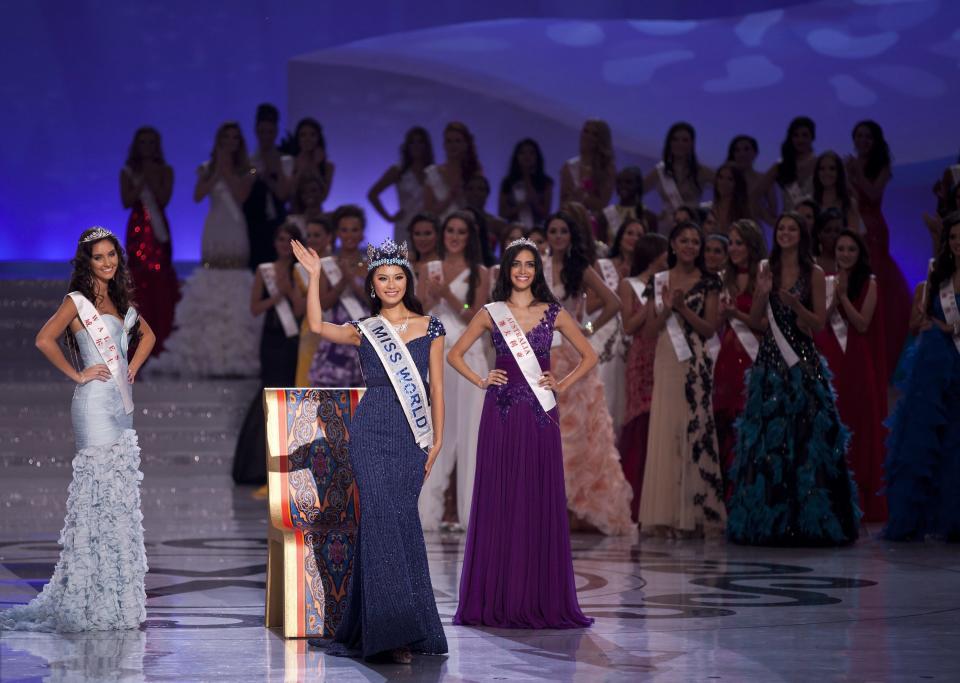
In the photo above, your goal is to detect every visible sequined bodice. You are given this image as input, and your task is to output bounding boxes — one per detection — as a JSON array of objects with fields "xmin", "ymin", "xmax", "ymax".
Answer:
[
  {"xmin": 759, "ymin": 274, "xmax": 819, "ymax": 367},
  {"xmin": 354, "ymin": 316, "xmax": 445, "ymax": 385},
  {"xmin": 490, "ymin": 302, "xmax": 560, "ymax": 362}
]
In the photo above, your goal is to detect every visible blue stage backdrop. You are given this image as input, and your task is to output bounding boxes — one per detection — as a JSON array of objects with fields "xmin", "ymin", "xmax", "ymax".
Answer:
[{"xmin": 0, "ymin": 0, "xmax": 957, "ymax": 286}]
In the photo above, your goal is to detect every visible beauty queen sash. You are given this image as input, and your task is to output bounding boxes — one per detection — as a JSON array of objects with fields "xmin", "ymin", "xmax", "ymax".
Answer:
[
  {"xmin": 626, "ymin": 275, "xmax": 648, "ymax": 307},
  {"xmin": 760, "ymin": 260, "xmax": 800, "ymax": 368},
  {"xmin": 653, "ymin": 271, "xmax": 693, "ymax": 362},
  {"xmin": 485, "ymin": 302, "xmax": 557, "ymax": 412},
  {"xmin": 67, "ymin": 292, "xmax": 135, "ymax": 415},
  {"xmin": 656, "ymin": 161, "xmax": 684, "ymax": 210},
  {"xmin": 321, "ymin": 256, "xmax": 365, "ymax": 321},
  {"xmin": 939, "ymin": 278, "xmax": 960, "ymax": 356},
  {"xmin": 357, "ymin": 317, "xmax": 433, "ymax": 449},
  {"xmin": 259, "ymin": 263, "xmax": 299, "ymax": 338},
  {"xmin": 824, "ymin": 275, "xmax": 849, "ymax": 353}
]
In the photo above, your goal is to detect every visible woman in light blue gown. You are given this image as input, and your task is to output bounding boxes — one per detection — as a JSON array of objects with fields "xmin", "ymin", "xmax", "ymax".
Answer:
[{"xmin": 1, "ymin": 226, "xmax": 154, "ymax": 632}]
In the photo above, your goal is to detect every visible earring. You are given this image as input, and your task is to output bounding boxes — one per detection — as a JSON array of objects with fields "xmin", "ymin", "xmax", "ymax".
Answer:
[{"xmin": 370, "ymin": 286, "xmax": 376, "ymax": 299}]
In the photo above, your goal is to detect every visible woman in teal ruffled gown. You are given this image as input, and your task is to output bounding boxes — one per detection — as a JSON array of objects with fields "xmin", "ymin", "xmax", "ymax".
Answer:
[
  {"xmin": 727, "ymin": 212, "xmax": 860, "ymax": 546},
  {"xmin": 2, "ymin": 227, "xmax": 153, "ymax": 631},
  {"xmin": 884, "ymin": 212, "xmax": 960, "ymax": 541}
]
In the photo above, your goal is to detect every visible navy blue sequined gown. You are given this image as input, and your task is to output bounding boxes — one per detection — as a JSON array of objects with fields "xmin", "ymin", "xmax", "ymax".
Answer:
[
  {"xmin": 727, "ymin": 275, "xmax": 861, "ymax": 546},
  {"xmin": 324, "ymin": 316, "xmax": 448, "ymax": 659}
]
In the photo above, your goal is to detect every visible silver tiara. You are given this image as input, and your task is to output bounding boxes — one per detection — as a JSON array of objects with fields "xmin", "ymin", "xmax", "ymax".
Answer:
[
  {"xmin": 80, "ymin": 226, "xmax": 114, "ymax": 244},
  {"xmin": 506, "ymin": 237, "xmax": 538, "ymax": 251},
  {"xmin": 367, "ymin": 238, "xmax": 411, "ymax": 271}
]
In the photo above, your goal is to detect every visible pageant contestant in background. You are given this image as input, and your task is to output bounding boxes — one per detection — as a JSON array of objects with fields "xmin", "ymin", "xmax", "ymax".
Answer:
[
  {"xmin": 846, "ymin": 120, "xmax": 911, "ymax": 380},
  {"xmin": 815, "ymin": 229, "xmax": 887, "ymax": 522},
  {"xmin": 417, "ymin": 211, "xmax": 489, "ymax": 531},
  {"xmin": 308, "ymin": 205, "xmax": 368, "ymax": 388},
  {"xmin": 586, "ymin": 216, "xmax": 644, "ymax": 434},
  {"xmin": 232, "ymin": 223, "xmax": 305, "ymax": 485},
  {"xmin": 644, "ymin": 122, "xmax": 713, "ymax": 233},
  {"xmin": 152, "ymin": 121, "xmax": 260, "ymax": 377},
  {"xmin": 290, "ymin": 117, "xmax": 334, "ymax": 213},
  {"xmin": 560, "ymin": 119, "xmax": 616, "ymax": 227},
  {"xmin": 2, "ymin": 228, "xmax": 152, "ymax": 632},
  {"xmin": 884, "ymin": 212, "xmax": 960, "ymax": 541},
  {"xmin": 498, "ymin": 138, "xmax": 553, "ymax": 230},
  {"xmin": 639, "ymin": 221, "xmax": 725, "ymax": 538},
  {"xmin": 618, "ymin": 233, "xmax": 669, "ymax": 522},
  {"xmin": 245, "ymin": 103, "xmax": 292, "ymax": 269},
  {"xmin": 812, "ymin": 208, "xmax": 843, "ymax": 275},
  {"xmin": 449, "ymin": 238, "xmax": 594, "ymax": 629},
  {"xmin": 425, "ymin": 121, "xmax": 482, "ymax": 219},
  {"xmin": 543, "ymin": 212, "xmax": 633, "ymax": 535},
  {"xmin": 294, "ymin": 216, "xmax": 334, "ymax": 387},
  {"xmin": 728, "ymin": 134, "xmax": 778, "ymax": 227},
  {"xmin": 293, "ymin": 238, "xmax": 448, "ymax": 663},
  {"xmin": 764, "ymin": 116, "xmax": 818, "ymax": 214},
  {"xmin": 367, "ymin": 126, "xmax": 434, "ymax": 246},
  {"xmin": 409, "ymin": 213, "xmax": 441, "ymax": 266},
  {"xmin": 813, "ymin": 151, "xmax": 860, "ymax": 230},
  {"xmin": 120, "ymin": 126, "xmax": 178, "ymax": 357},
  {"xmin": 713, "ymin": 219, "xmax": 767, "ymax": 495},
  {"xmin": 602, "ymin": 166, "xmax": 659, "ymax": 243},
  {"xmin": 704, "ymin": 233, "xmax": 730, "ymax": 275},
  {"xmin": 708, "ymin": 163, "xmax": 752, "ymax": 235},
  {"xmin": 727, "ymin": 212, "xmax": 860, "ymax": 546}
]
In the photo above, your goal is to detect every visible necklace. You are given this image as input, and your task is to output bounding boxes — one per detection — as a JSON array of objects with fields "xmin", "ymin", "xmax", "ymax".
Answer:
[{"xmin": 384, "ymin": 309, "xmax": 411, "ymax": 333}]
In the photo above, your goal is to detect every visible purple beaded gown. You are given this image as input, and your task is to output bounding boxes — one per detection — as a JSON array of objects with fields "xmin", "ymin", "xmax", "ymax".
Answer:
[{"xmin": 454, "ymin": 302, "xmax": 593, "ymax": 629}]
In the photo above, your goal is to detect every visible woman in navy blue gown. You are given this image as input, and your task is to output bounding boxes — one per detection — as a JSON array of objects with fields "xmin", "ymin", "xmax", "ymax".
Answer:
[
  {"xmin": 884, "ymin": 212, "xmax": 960, "ymax": 541},
  {"xmin": 292, "ymin": 237, "xmax": 447, "ymax": 663}
]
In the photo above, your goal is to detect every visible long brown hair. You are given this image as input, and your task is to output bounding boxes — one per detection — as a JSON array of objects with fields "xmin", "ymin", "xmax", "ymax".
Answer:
[
  {"xmin": 125, "ymin": 126, "xmax": 166, "ymax": 173},
  {"xmin": 445, "ymin": 121, "xmax": 481, "ymax": 184},
  {"xmin": 723, "ymin": 219, "xmax": 767, "ymax": 295},
  {"xmin": 439, "ymin": 210, "xmax": 483, "ymax": 308},
  {"xmin": 206, "ymin": 121, "xmax": 251, "ymax": 177}
]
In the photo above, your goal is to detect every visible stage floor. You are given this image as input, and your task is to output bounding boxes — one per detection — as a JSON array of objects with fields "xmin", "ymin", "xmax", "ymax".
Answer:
[{"xmin": 1, "ymin": 474, "xmax": 957, "ymax": 682}]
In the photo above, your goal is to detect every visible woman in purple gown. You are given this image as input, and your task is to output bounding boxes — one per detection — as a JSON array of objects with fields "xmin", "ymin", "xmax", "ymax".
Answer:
[{"xmin": 446, "ymin": 237, "xmax": 597, "ymax": 629}]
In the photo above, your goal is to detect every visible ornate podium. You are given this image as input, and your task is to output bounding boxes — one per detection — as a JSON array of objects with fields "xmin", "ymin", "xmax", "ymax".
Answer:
[{"xmin": 264, "ymin": 388, "xmax": 363, "ymax": 638}]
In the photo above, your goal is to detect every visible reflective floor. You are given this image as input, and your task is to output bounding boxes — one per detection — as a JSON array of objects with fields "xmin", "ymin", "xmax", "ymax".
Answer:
[{"xmin": 2, "ymin": 473, "xmax": 958, "ymax": 682}]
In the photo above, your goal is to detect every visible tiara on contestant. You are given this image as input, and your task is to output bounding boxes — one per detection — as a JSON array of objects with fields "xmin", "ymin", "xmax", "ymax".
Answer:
[
  {"xmin": 367, "ymin": 238, "xmax": 412, "ymax": 271},
  {"xmin": 80, "ymin": 226, "xmax": 115, "ymax": 244},
  {"xmin": 506, "ymin": 237, "xmax": 539, "ymax": 251}
]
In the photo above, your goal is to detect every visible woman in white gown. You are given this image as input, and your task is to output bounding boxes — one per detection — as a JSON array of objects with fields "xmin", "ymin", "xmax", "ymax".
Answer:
[
  {"xmin": 151, "ymin": 122, "xmax": 262, "ymax": 377},
  {"xmin": 416, "ymin": 210, "xmax": 489, "ymax": 530},
  {"xmin": 424, "ymin": 122, "xmax": 482, "ymax": 220},
  {"xmin": 367, "ymin": 126, "xmax": 435, "ymax": 247},
  {"xmin": 2, "ymin": 227, "xmax": 152, "ymax": 631}
]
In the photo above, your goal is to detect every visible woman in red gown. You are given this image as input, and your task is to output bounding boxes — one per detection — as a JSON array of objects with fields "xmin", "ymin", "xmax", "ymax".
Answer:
[
  {"xmin": 120, "ymin": 127, "xmax": 179, "ymax": 356},
  {"xmin": 846, "ymin": 120, "xmax": 909, "ymax": 383},
  {"xmin": 815, "ymin": 229, "xmax": 887, "ymax": 522},
  {"xmin": 713, "ymin": 219, "xmax": 768, "ymax": 496}
]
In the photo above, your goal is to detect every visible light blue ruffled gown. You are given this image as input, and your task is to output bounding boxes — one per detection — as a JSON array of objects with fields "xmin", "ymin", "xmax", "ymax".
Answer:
[{"xmin": 1, "ymin": 307, "xmax": 148, "ymax": 631}]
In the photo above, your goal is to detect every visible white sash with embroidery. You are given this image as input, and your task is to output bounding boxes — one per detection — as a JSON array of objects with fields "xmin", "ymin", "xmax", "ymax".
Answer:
[
  {"xmin": 68, "ymin": 292, "xmax": 135, "ymax": 414},
  {"xmin": 825, "ymin": 275, "xmax": 849, "ymax": 353},
  {"xmin": 729, "ymin": 317, "xmax": 759, "ymax": 362},
  {"xmin": 294, "ymin": 263, "xmax": 309, "ymax": 290},
  {"xmin": 939, "ymin": 278, "xmax": 960, "ymax": 356},
  {"xmin": 627, "ymin": 276, "xmax": 648, "ymax": 306},
  {"xmin": 321, "ymin": 256, "xmax": 365, "ymax": 321},
  {"xmin": 656, "ymin": 161, "xmax": 684, "ymax": 210},
  {"xmin": 542, "ymin": 255, "xmax": 563, "ymax": 347},
  {"xmin": 259, "ymin": 263, "xmax": 299, "ymax": 338},
  {"xmin": 654, "ymin": 271, "xmax": 692, "ymax": 362},
  {"xmin": 761, "ymin": 260, "xmax": 800, "ymax": 367},
  {"xmin": 486, "ymin": 302, "xmax": 557, "ymax": 412},
  {"xmin": 357, "ymin": 317, "xmax": 433, "ymax": 449}
]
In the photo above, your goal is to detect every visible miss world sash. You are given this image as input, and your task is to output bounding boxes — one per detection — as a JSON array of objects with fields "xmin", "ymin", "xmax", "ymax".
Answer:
[
  {"xmin": 357, "ymin": 317, "xmax": 433, "ymax": 449},
  {"xmin": 259, "ymin": 263, "xmax": 299, "ymax": 338},
  {"xmin": 760, "ymin": 260, "xmax": 800, "ymax": 368},
  {"xmin": 653, "ymin": 271, "xmax": 692, "ymax": 362},
  {"xmin": 485, "ymin": 302, "xmax": 556, "ymax": 412},
  {"xmin": 824, "ymin": 275, "xmax": 849, "ymax": 353},
  {"xmin": 656, "ymin": 161, "xmax": 684, "ymax": 210},
  {"xmin": 939, "ymin": 278, "xmax": 960, "ymax": 356},
  {"xmin": 321, "ymin": 256, "xmax": 366, "ymax": 321},
  {"xmin": 67, "ymin": 292, "xmax": 135, "ymax": 414}
]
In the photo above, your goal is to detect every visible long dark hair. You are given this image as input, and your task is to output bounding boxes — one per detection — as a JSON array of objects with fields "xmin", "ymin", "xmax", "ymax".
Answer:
[
  {"xmin": 445, "ymin": 121, "xmax": 481, "ymax": 184},
  {"xmin": 713, "ymin": 162, "xmax": 751, "ymax": 222},
  {"xmin": 491, "ymin": 243, "xmax": 558, "ymax": 305},
  {"xmin": 125, "ymin": 126, "xmax": 166, "ymax": 172},
  {"xmin": 852, "ymin": 119, "xmax": 891, "ymax": 181},
  {"xmin": 812, "ymin": 207, "xmax": 844, "ymax": 257},
  {"xmin": 777, "ymin": 116, "xmax": 816, "ymax": 187},
  {"xmin": 769, "ymin": 211, "xmax": 815, "ymax": 296},
  {"xmin": 928, "ymin": 211, "xmax": 960, "ymax": 315},
  {"xmin": 546, "ymin": 211, "xmax": 590, "ymax": 299},
  {"xmin": 723, "ymin": 219, "xmax": 767, "ymax": 295},
  {"xmin": 439, "ymin": 211, "xmax": 483, "ymax": 307},
  {"xmin": 662, "ymin": 122, "xmax": 702, "ymax": 192},
  {"xmin": 67, "ymin": 228, "xmax": 139, "ymax": 351},
  {"xmin": 400, "ymin": 126, "xmax": 434, "ymax": 173},
  {"xmin": 294, "ymin": 117, "xmax": 328, "ymax": 180},
  {"xmin": 813, "ymin": 151, "xmax": 852, "ymax": 222},
  {"xmin": 609, "ymin": 217, "xmax": 646, "ymax": 261},
  {"xmin": 407, "ymin": 212, "xmax": 439, "ymax": 262},
  {"xmin": 835, "ymin": 229, "xmax": 872, "ymax": 302},
  {"xmin": 726, "ymin": 134, "xmax": 758, "ymax": 163},
  {"xmin": 666, "ymin": 220, "xmax": 708, "ymax": 273},
  {"xmin": 630, "ymin": 233, "xmax": 668, "ymax": 278},
  {"xmin": 364, "ymin": 263, "xmax": 424, "ymax": 316},
  {"xmin": 500, "ymin": 138, "xmax": 552, "ymax": 196}
]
